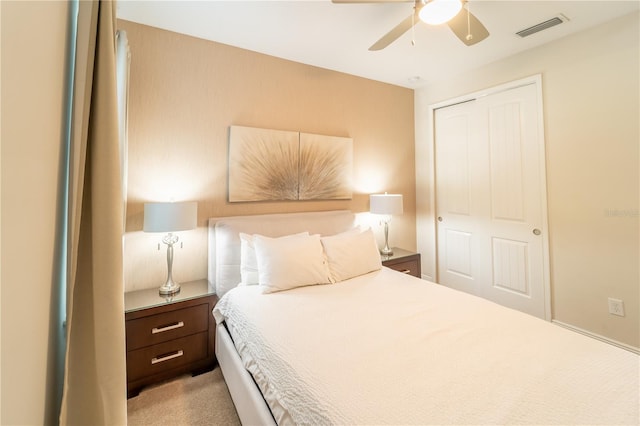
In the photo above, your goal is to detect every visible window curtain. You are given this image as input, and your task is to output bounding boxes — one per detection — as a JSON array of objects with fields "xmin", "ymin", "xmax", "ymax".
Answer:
[
  {"xmin": 59, "ymin": 0, "xmax": 127, "ymax": 424},
  {"xmin": 116, "ymin": 29, "xmax": 130, "ymax": 226}
]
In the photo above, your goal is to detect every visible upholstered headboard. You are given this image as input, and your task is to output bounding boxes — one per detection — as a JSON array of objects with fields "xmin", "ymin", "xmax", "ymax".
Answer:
[{"xmin": 208, "ymin": 210, "xmax": 356, "ymax": 296}]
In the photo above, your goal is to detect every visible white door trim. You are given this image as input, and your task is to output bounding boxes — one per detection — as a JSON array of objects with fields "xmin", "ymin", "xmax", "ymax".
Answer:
[{"xmin": 426, "ymin": 74, "xmax": 552, "ymax": 321}]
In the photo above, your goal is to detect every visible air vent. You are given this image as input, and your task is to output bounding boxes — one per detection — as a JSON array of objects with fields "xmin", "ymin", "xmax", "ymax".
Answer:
[{"xmin": 516, "ymin": 15, "xmax": 568, "ymax": 38}]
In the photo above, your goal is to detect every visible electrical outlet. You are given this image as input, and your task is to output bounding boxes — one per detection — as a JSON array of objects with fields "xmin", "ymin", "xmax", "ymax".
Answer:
[{"xmin": 608, "ymin": 298, "xmax": 625, "ymax": 317}]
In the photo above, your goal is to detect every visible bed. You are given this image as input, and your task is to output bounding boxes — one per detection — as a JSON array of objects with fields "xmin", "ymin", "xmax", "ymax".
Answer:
[{"xmin": 208, "ymin": 210, "xmax": 639, "ymax": 425}]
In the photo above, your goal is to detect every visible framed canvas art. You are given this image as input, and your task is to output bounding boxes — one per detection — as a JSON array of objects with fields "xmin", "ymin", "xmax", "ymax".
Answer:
[{"xmin": 229, "ymin": 125, "xmax": 352, "ymax": 202}]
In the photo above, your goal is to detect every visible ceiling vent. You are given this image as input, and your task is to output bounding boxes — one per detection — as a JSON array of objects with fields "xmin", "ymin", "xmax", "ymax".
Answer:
[{"xmin": 516, "ymin": 15, "xmax": 568, "ymax": 38}]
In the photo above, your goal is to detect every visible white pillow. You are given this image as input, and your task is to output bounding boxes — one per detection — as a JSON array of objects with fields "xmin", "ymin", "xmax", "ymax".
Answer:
[
  {"xmin": 321, "ymin": 227, "xmax": 382, "ymax": 282},
  {"xmin": 239, "ymin": 232, "xmax": 308, "ymax": 285},
  {"xmin": 253, "ymin": 233, "xmax": 332, "ymax": 293}
]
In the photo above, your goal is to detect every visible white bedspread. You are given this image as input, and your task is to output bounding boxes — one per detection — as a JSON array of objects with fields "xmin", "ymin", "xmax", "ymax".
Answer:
[{"xmin": 213, "ymin": 268, "xmax": 640, "ymax": 425}]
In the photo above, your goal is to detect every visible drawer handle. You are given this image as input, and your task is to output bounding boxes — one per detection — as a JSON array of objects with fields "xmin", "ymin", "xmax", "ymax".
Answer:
[
  {"xmin": 152, "ymin": 321, "xmax": 184, "ymax": 334},
  {"xmin": 151, "ymin": 350, "xmax": 184, "ymax": 365},
  {"xmin": 400, "ymin": 269, "xmax": 411, "ymax": 274}
]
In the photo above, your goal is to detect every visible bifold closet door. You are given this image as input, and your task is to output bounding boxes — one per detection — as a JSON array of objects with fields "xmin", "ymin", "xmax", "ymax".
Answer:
[{"xmin": 435, "ymin": 83, "xmax": 548, "ymax": 319}]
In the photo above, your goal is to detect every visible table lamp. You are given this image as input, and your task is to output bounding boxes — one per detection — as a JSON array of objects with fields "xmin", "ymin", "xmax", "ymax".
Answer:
[
  {"xmin": 370, "ymin": 193, "xmax": 403, "ymax": 256},
  {"xmin": 143, "ymin": 201, "xmax": 197, "ymax": 295}
]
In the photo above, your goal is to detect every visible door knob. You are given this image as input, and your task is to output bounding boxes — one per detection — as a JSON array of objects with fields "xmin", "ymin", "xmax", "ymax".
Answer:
[
  {"xmin": 532, "ymin": 228, "xmax": 541, "ymax": 235},
  {"xmin": 437, "ymin": 216, "xmax": 443, "ymax": 222}
]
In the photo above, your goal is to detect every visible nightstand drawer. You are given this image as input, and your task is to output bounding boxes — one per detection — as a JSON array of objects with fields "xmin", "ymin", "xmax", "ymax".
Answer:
[
  {"xmin": 126, "ymin": 332, "xmax": 208, "ymax": 381},
  {"xmin": 386, "ymin": 260, "xmax": 419, "ymax": 276},
  {"xmin": 126, "ymin": 303, "xmax": 209, "ymax": 351},
  {"xmin": 381, "ymin": 249, "xmax": 421, "ymax": 278}
]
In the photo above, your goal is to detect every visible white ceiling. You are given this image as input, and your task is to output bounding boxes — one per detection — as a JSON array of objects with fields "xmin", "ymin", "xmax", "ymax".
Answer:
[{"xmin": 116, "ymin": 0, "xmax": 639, "ymax": 88}]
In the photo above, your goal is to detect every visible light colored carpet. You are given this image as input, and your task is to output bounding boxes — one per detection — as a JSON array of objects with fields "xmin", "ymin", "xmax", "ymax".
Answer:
[{"xmin": 127, "ymin": 368, "xmax": 242, "ymax": 425}]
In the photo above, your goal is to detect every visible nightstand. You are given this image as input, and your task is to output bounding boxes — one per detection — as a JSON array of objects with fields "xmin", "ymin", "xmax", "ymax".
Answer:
[
  {"xmin": 124, "ymin": 279, "xmax": 218, "ymax": 398},
  {"xmin": 381, "ymin": 248, "xmax": 421, "ymax": 278}
]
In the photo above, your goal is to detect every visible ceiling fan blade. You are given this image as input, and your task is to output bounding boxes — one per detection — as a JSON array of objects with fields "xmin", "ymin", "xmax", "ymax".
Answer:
[
  {"xmin": 331, "ymin": 0, "xmax": 410, "ymax": 3},
  {"xmin": 447, "ymin": 7, "xmax": 489, "ymax": 46},
  {"xmin": 369, "ymin": 12, "xmax": 418, "ymax": 51}
]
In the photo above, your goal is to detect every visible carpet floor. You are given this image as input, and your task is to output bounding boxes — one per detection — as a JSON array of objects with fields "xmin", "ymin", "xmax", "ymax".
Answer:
[{"xmin": 127, "ymin": 368, "xmax": 241, "ymax": 425}]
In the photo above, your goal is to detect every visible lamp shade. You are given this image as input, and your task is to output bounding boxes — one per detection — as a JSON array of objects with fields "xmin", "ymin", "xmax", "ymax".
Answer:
[
  {"xmin": 370, "ymin": 193, "xmax": 403, "ymax": 215},
  {"xmin": 419, "ymin": 0, "xmax": 462, "ymax": 25},
  {"xmin": 143, "ymin": 201, "xmax": 197, "ymax": 233}
]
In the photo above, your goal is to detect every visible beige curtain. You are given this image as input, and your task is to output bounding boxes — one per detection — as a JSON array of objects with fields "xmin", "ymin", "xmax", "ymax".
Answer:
[{"xmin": 59, "ymin": 1, "xmax": 127, "ymax": 424}]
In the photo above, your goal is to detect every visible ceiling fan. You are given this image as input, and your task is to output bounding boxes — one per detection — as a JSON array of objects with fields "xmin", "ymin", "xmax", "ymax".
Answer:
[{"xmin": 332, "ymin": 0, "xmax": 490, "ymax": 51}]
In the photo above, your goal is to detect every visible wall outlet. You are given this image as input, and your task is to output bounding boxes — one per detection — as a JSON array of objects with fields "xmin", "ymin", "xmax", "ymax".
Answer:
[{"xmin": 608, "ymin": 298, "xmax": 625, "ymax": 317}]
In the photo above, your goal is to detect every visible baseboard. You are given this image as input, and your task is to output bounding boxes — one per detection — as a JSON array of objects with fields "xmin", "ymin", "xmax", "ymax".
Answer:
[{"xmin": 552, "ymin": 320, "xmax": 640, "ymax": 355}]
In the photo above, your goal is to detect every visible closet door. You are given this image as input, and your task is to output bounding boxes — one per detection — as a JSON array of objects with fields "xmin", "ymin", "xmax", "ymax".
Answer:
[
  {"xmin": 435, "ymin": 83, "xmax": 548, "ymax": 319},
  {"xmin": 435, "ymin": 100, "xmax": 488, "ymax": 297}
]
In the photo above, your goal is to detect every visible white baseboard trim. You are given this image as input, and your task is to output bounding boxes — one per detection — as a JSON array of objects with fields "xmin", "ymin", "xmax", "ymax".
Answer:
[{"xmin": 552, "ymin": 320, "xmax": 640, "ymax": 355}]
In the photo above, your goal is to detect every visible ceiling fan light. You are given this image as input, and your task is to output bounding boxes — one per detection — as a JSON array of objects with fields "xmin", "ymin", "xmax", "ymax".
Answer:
[{"xmin": 419, "ymin": 0, "xmax": 463, "ymax": 25}]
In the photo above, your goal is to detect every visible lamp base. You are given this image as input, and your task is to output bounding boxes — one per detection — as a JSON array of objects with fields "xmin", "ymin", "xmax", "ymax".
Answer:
[
  {"xmin": 159, "ymin": 280, "xmax": 181, "ymax": 296},
  {"xmin": 380, "ymin": 246, "xmax": 394, "ymax": 256},
  {"xmin": 159, "ymin": 233, "xmax": 181, "ymax": 296}
]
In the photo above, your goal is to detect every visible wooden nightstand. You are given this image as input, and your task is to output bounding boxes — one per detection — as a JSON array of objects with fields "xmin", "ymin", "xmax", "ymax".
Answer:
[
  {"xmin": 381, "ymin": 248, "xmax": 421, "ymax": 278},
  {"xmin": 124, "ymin": 279, "xmax": 218, "ymax": 398}
]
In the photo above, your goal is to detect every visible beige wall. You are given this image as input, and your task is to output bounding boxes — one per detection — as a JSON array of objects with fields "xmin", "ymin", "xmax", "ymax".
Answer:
[
  {"xmin": 118, "ymin": 21, "xmax": 416, "ymax": 292},
  {"xmin": 416, "ymin": 12, "xmax": 639, "ymax": 348},
  {"xmin": 1, "ymin": 1, "xmax": 69, "ymax": 423}
]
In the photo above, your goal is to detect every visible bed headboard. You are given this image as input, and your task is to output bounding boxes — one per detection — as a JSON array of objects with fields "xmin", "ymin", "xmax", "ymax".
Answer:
[{"xmin": 208, "ymin": 210, "xmax": 356, "ymax": 296}]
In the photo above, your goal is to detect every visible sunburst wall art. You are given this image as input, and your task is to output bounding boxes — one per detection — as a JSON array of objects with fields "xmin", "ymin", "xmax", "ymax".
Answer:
[{"xmin": 228, "ymin": 125, "xmax": 353, "ymax": 202}]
